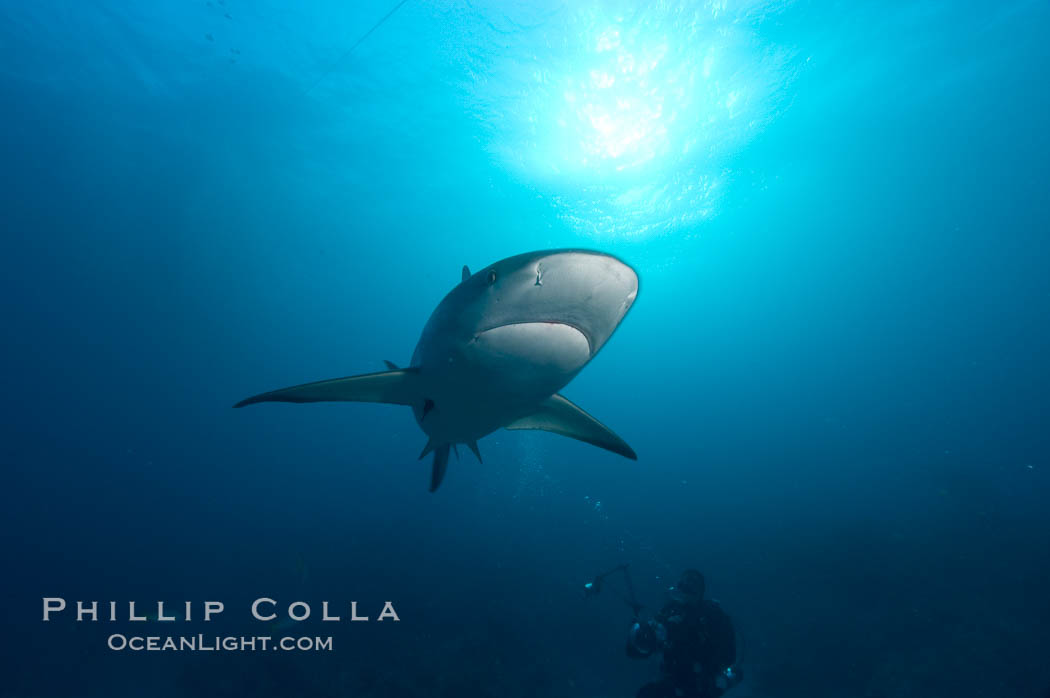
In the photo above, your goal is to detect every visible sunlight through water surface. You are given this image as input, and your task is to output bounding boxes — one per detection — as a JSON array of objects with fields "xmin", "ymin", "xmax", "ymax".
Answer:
[{"xmin": 465, "ymin": 0, "xmax": 800, "ymax": 238}]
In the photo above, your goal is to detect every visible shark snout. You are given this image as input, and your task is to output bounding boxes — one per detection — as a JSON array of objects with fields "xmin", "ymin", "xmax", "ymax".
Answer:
[
  {"xmin": 535, "ymin": 249, "xmax": 636, "ymax": 290},
  {"xmin": 528, "ymin": 251, "xmax": 638, "ymax": 353}
]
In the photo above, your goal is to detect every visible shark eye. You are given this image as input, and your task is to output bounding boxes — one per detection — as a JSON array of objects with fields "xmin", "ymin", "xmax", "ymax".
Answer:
[{"xmin": 487, "ymin": 270, "xmax": 497, "ymax": 284}]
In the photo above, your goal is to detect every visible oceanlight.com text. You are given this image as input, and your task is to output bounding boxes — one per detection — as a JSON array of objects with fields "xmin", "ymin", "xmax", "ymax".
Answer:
[{"xmin": 106, "ymin": 634, "xmax": 333, "ymax": 652}]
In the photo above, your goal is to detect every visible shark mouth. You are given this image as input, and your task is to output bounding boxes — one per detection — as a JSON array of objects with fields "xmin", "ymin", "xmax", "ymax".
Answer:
[{"xmin": 474, "ymin": 321, "xmax": 593, "ymax": 372}]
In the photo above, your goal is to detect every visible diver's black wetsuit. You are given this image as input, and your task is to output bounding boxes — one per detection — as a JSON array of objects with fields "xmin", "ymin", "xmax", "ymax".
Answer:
[{"xmin": 628, "ymin": 598, "xmax": 736, "ymax": 698}]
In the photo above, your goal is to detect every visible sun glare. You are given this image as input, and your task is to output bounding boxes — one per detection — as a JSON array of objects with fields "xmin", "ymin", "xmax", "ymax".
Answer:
[{"xmin": 481, "ymin": 1, "xmax": 795, "ymax": 237}]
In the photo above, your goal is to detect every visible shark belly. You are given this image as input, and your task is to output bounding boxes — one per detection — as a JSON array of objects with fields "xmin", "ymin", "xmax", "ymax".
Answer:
[{"xmin": 413, "ymin": 322, "xmax": 591, "ymax": 442}]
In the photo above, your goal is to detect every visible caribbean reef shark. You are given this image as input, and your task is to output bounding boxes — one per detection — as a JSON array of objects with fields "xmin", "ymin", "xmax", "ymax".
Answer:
[{"xmin": 235, "ymin": 249, "xmax": 639, "ymax": 491}]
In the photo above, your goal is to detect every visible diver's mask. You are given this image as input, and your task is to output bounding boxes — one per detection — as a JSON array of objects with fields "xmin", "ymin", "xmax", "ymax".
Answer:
[{"xmin": 669, "ymin": 569, "xmax": 705, "ymax": 604}]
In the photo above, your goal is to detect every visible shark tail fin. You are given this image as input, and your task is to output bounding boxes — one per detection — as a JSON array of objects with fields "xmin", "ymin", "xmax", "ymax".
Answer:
[
  {"xmin": 429, "ymin": 444, "xmax": 451, "ymax": 492},
  {"xmin": 505, "ymin": 394, "xmax": 637, "ymax": 460},
  {"xmin": 234, "ymin": 368, "xmax": 421, "ymax": 408}
]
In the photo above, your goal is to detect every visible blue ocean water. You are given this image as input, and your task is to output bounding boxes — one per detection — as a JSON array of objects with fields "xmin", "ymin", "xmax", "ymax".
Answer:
[{"xmin": 2, "ymin": 0, "xmax": 1048, "ymax": 696}]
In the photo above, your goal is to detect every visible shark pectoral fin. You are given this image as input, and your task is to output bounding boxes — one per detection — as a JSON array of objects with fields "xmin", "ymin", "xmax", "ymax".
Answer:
[
  {"xmin": 234, "ymin": 369, "xmax": 421, "ymax": 408},
  {"xmin": 429, "ymin": 444, "xmax": 451, "ymax": 492},
  {"xmin": 505, "ymin": 394, "xmax": 638, "ymax": 460}
]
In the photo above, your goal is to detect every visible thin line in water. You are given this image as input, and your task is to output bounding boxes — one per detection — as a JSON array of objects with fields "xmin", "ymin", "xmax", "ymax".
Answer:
[{"xmin": 305, "ymin": 0, "xmax": 413, "ymax": 95}]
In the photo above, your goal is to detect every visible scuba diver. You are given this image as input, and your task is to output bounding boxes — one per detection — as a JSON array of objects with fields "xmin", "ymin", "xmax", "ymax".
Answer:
[
  {"xmin": 586, "ymin": 566, "xmax": 741, "ymax": 698},
  {"xmin": 627, "ymin": 569, "xmax": 739, "ymax": 697}
]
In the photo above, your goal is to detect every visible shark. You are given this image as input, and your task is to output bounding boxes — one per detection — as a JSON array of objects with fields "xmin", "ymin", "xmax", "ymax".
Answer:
[{"xmin": 234, "ymin": 249, "xmax": 639, "ymax": 491}]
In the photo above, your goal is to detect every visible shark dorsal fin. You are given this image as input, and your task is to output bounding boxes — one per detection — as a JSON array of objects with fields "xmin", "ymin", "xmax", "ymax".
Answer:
[{"xmin": 461, "ymin": 265, "xmax": 471, "ymax": 282}]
